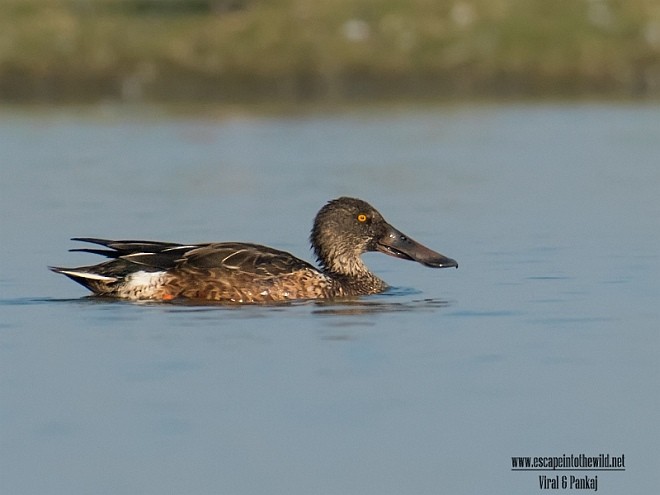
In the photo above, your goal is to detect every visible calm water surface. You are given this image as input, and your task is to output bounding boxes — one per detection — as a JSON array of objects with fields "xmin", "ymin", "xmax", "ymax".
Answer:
[{"xmin": 1, "ymin": 103, "xmax": 658, "ymax": 494}]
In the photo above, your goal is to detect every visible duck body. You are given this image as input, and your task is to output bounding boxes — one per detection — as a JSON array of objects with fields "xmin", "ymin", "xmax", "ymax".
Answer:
[
  {"xmin": 52, "ymin": 240, "xmax": 371, "ymax": 302},
  {"xmin": 51, "ymin": 197, "xmax": 457, "ymax": 303}
]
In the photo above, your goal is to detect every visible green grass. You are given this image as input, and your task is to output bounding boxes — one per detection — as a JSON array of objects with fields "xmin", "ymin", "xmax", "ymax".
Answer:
[{"xmin": 1, "ymin": 0, "xmax": 659, "ymax": 102}]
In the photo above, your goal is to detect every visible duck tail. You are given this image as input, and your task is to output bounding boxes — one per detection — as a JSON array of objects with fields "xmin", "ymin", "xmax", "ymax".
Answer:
[{"xmin": 49, "ymin": 266, "xmax": 118, "ymax": 294}]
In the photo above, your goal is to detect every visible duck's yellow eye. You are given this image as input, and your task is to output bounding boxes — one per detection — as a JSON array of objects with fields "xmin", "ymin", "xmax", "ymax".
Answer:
[{"xmin": 357, "ymin": 213, "xmax": 367, "ymax": 223}]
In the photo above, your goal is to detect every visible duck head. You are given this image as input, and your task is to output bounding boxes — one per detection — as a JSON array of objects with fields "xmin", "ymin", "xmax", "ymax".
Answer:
[{"xmin": 310, "ymin": 197, "xmax": 458, "ymax": 276}]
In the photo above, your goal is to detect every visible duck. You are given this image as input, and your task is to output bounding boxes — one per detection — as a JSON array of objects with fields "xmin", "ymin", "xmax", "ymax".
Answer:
[{"xmin": 50, "ymin": 197, "xmax": 457, "ymax": 302}]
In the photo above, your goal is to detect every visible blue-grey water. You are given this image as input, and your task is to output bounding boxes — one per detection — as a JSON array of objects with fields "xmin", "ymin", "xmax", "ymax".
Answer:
[{"xmin": 1, "ymin": 103, "xmax": 658, "ymax": 495}]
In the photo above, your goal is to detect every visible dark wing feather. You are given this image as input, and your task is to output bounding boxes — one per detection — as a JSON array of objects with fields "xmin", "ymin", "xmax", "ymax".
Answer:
[
  {"xmin": 69, "ymin": 238, "xmax": 198, "ymax": 270},
  {"xmin": 179, "ymin": 242, "xmax": 317, "ymax": 278},
  {"xmin": 71, "ymin": 238, "xmax": 185, "ymax": 255},
  {"xmin": 67, "ymin": 239, "xmax": 317, "ymax": 277}
]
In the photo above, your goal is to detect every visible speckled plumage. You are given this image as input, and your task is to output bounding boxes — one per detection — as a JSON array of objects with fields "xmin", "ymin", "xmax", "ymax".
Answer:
[{"xmin": 50, "ymin": 197, "xmax": 457, "ymax": 303}]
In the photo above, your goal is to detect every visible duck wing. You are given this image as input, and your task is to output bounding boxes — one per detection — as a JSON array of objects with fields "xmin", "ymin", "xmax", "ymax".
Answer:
[
  {"xmin": 69, "ymin": 237, "xmax": 198, "ymax": 271},
  {"xmin": 68, "ymin": 238, "xmax": 317, "ymax": 278},
  {"xmin": 179, "ymin": 242, "xmax": 318, "ymax": 278}
]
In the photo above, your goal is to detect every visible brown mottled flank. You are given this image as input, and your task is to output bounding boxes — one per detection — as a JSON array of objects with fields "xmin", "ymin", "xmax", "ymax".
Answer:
[{"xmin": 50, "ymin": 197, "xmax": 457, "ymax": 303}]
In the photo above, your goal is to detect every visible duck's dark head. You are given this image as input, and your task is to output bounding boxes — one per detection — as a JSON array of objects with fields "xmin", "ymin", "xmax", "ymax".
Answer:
[{"xmin": 310, "ymin": 197, "xmax": 458, "ymax": 277}]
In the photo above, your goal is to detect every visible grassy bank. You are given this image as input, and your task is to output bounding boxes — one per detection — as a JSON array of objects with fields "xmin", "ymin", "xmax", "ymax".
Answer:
[{"xmin": 1, "ymin": 0, "xmax": 659, "ymax": 103}]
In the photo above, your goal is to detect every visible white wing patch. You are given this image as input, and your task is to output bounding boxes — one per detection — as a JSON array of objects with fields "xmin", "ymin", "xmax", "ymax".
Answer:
[{"xmin": 165, "ymin": 245, "xmax": 198, "ymax": 251}]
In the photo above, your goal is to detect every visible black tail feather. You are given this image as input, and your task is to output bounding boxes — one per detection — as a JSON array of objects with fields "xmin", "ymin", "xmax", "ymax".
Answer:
[
  {"xmin": 56, "ymin": 238, "xmax": 195, "ymax": 273},
  {"xmin": 69, "ymin": 248, "xmax": 122, "ymax": 258},
  {"xmin": 70, "ymin": 238, "xmax": 185, "ymax": 255}
]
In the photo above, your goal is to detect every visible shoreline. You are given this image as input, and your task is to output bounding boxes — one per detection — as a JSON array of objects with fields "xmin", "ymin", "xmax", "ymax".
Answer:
[{"xmin": 2, "ymin": 0, "xmax": 659, "ymax": 103}]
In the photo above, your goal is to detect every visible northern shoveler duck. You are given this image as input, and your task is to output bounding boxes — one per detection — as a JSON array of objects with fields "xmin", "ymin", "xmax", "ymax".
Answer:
[{"xmin": 50, "ymin": 197, "xmax": 457, "ymax": 303}]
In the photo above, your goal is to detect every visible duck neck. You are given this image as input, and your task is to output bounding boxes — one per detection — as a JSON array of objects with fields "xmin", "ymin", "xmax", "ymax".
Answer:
[
  {"xmin": 324, "ymin": 253, "xmax": 368, "ymax": 278},
  {"xmin": 320, "ymin": 254, "xmax": 387, "ymax": 295},
  {"xmin": 311, "ymin": 227, "xmax": 387, "ymax": 294}
]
